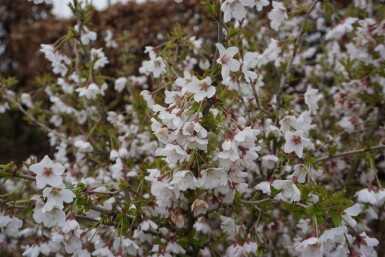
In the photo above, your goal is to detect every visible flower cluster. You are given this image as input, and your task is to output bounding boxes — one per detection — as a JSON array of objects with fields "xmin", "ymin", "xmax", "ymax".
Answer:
[{"xmin": 0, "ymin": 0, "xmax": 384, "ymax": 256}]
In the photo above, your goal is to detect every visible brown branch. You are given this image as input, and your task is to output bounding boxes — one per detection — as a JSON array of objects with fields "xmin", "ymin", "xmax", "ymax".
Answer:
[{"xmin": 316, "ymin": 145, "xmax": 385, "ymax": 163}]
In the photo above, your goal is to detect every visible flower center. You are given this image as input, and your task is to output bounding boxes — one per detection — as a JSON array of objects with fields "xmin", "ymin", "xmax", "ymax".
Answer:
[
  {"xmin": 51, "ymin": 188, "xmax": 61, "ymax": 196},
  {"xmin": 199, "ymin": 82, "xmax": 209, "ymax": 91},
  {"xmin": 43, "ymin": 167, "xmax": 53, "ymax": 176},
  {"xmin": 291, "ymin": 135, "xmax": 302, "ymax": 145},
  {"xmin": 221, "ymin": 55, "xmax": 230, "ymax": 65},
  {"xmin": 154, "ymin": 59, "xmax": 161, "ymax": 68}
]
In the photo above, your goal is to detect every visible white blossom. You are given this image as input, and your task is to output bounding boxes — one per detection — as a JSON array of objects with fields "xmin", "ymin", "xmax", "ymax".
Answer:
[
  {"xmin": 283, "ymin": 130, "xmax": 312, "ymax": 158},
  {"xmin": 267, "ymin": 1, "xmax": 288, "ymax": 31},
  {"xmin": 29, "ymin": 155, "xmax": 65, "ymax": 189},
  {"xmin": 216, "ymin": 43, "xmax": 241, "ymax": 80}
]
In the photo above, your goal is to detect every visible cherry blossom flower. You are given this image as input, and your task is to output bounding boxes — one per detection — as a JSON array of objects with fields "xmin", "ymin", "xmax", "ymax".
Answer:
[
  {"xmin": 193, "ymin": 217, "xmax": 211, "ymax": 234},
  {"xmin": 113, "ymin": 237, "xmax": 140, "ymax": 256},
  {"xmin": 21, "ymin": 93, "xmax": 34, "ymax": 109},
  {"xmin": 255, "ymin": 181, "xmax": 271, "ymax": 195},
  {"xmin": 199, "ymin": 168, "xmax": 228, "ymax": 189},
  {"xmin": 272, "ymin": 180, "xmax": 301, "ymax": 202},
  {"xmin": 114, "ymin": 77, "xmax": 127, "ymax": 92},
  {"xmin": 22, "ymin": 245, "xmax": 41, "ymax": 257},
  {"xmin": 216, "ymin": 43, "xmax": 241, "ymax": 80},
  {"xmin": 0, "ymin": 213, "xmax": 11, "ymax": 228},
  {"xmin": 185, "ymin": 76, "xmax": 216, "ymax": 102},
  {"xmin": 76, "ymin": 83, "xmax": 107, "ymax": 100},
  {"xmin": 42, "ymin": 185, "xmax": 76, "ymax": 211},
  {"xmin": 255, "ymin": 0, "xmax": 269, "ymax": 11},
  {"xmin": 140, "ymin": 219, "xmax": 158, "ymax": 231},
  {"xmin": 341, "ymin": 203, "xmax": 361, "ymax": 227},
  {"xmin": 241, "ymin": 52, "xmax": 259, "ymax": 83},
  {"xmin": 40, "ymin": 44, "xmax": 71, "ymax": 76},
  {"xmin": 191, "ymin": 199, "xmax": 209, "ymax": 216},
  {"xmin": 74, "ymin": 138, "xmax": 94, "ymax": 153},
  {"xmin": 267, "ymin": 1, "xmax": 288, "ymax": 31},
  {"xmin": 353, "ymin": 232, "xmax": 379, "ymax": 256},
  {"xmin": 288, "ymin": 164, "xmax": 322, "ymax": 183},
  {"xmin": 171, "ymin": 170, "xmax": 198, "ymax": 191},
  {"xmin": 155, "ymin": 144, "xmax": 189, "ymax": 166},
  {"xmin": 326, "ymin": 18, "xmax": 358, "ymax": 40},
  {"xmin": 74, "ymin": 25, "xmax": 97, "ymax": 45},
  {"xmin": 92, "ymin": 246, "xmax": 113, "ymax": 257},
  {"xmin": 305, "ymin": 87, "xmax": 323, "ymax": 113},
  {"xmin": 166, "ymin": 241, "xmax": 186, "ymax": 254},
  {"xmin": 355, "ymin": 188, "xmax": 385, "ymax": 206},
  {"xmin": 262, "ymin": 154, "xmax": 279, "ymax": 169},
  {"xmin": 33, "ymin": 205, "xmax": 66, "ymax": 228},
  {"xmin": 221, "ymin": 0, "xmax": 254, "ymax": 23},
  {"xmin": 283, "ymin": 130, "xmax": 312, "ymax": 158},
  {"xmin": 29, "ymin": 155, "xmax": 65, "ymax": 189},
  {"xmin": 220, "ymin": 216, "xmax": 244, "ymax": 240},
  {"xmin": 90, "ymin": 48, "xmax": 109, "ymax": 69},
  {"xmin": 295, "ymin": 237, "xmax": 322, "ymax": 257},
  {"xmin": 140, "ymin": 53, "xmax": 166, "ymax": 78}
]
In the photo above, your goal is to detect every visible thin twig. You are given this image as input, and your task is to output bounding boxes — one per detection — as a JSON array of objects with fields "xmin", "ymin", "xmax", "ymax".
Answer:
[
  {"xmin": 241, "ymin": 198, "xmax": 274, "ymax": 205},
  {"xmin": 89, "ymin": 205, "xmax": 115, "ymax": 216},
  {"xmin": 2, "ymin": 93, "xmax": 68, "ymax": 143},
  {"xmin": 316, "ymin": 145, "xmax": 385, "ymax": 163},
  {"xmin": 12, "ymin": 173, "xmax": 36, "ymax": 181},
  {"xmin": 276, "ymin": 0, "xmax": 319, "ymax": 115}
]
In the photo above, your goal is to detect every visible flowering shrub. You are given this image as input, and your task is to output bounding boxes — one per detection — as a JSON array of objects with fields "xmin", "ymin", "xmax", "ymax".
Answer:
[{"xmin": 1, "ymin": 0, "xmax": 385, "ymax": 256}]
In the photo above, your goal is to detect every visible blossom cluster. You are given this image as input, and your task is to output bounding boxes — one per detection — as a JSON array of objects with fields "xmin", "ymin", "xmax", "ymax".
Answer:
[{"xmin": 0, "ymin": 0, "xmax": 384, "ymax": 256}]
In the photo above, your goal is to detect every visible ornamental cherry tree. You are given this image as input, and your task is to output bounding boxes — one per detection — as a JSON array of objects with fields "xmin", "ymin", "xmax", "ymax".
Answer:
[{"xmin": 0, "ymin": 0, "xmax": 385, "ymax": 256}]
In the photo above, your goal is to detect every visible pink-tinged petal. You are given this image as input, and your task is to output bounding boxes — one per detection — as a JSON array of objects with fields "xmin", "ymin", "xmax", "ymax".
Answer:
[
  {"xmin": 62, "ymin": 189, "xmax": 76, "ymax": 203},
  {"xmin": 294, "ymin": 146, "xmax": 304, "ymax": 158},
  {"xmin": 226, "ymin": 47, "xmax": 239, "ymax": 58},
  {"xmin": 56, "ymin": 209, "xmax": 66, "ymax": 227},
  {"xmin": 36, "ymin": 175, "xmax": 48, "ymax": 189},
  {"xmin": 215, "ymin": 43, "xmax": 225, "ymax": 56},
  {"xmin": 284, "ymin": 142, "xmax": 296, "ymax": 154},
  {"xmin": 302, "ymin": 137, "xmax": 312, "ymax": 147},
  {"xmin": 194, "ymin": 91, "xmax": 205, "ymax": 102},
  {"xmin": 228, "ymin": 59, "xmax": 241, "ymax": 72},
  {"xmin": 292, "ymin": 185, "xmax": 301, "ymax": 202},
  {"xmin": 46, "ymin": 175, "xmax": 63, "ymax": 188},
  {"xmin": 221, "ymin": 66, "xmax": 230, "ymax": 80},
  {"xmin": 42, "ymin": 187, "xmax": 52, "ymax": 198},
  {"xmin": 223, "ymin": 8, "xmax": 232, "ymax": 23},
  {"xmin": 344, "ymin": 203, "xmax": 361, "ymax": 216},
  {"xmin": 33, "ymin": 209, "xmax": 44, "ymax": 223},
  {"xmin": 206, "ymin": 86, "xmax": 216, "ymax": 99},
  {"xmin": 41, "ymin": 155, "xmax": 53, "ymax": 167},
  {"xmin": 29, "ymin": 162, "xmax": 43, "ymax": 175},
  {"xmin": 271, "ymin": 180, "xmax": 287, "ymax": 190},
  {"xmin": 284, "ymin": 131, "xmax": 293, "ymax": 141},
  {"xmin": 232, "ymin": 4, "xmax": 246, "ymax": 21},
  {"xmin": 52, "ymin": 163, "xmax": 65, "ymax": 175}
]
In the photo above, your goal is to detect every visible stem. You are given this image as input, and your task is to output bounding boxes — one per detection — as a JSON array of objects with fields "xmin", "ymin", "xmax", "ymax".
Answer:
[
  {"xmin": 276, "ymin": 0, "xmax": 319, "ymax": 116},
  {"xmin": 316, "ymin": 145, "xmax": 385, "ymax": 163}
]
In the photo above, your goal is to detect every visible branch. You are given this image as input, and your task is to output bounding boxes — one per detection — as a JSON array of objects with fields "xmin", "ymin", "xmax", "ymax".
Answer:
[
  {"xmin": 89, "ymin": 205, "xmax": 115, "ymax": 216},
  {"xmin": 2, "ymin": 93, "xmax": 68, "ymax": 143},
  {"xmin": 241, "ymin": 198, "xmax": 273, "ymax": 205},
  {"xmin": 276, "ymin": 0, "xmax": 319, "ymax": 114},
  {"xmin": 12, "ymin": 173, "xmax": 35, "ymax": 181},
  {"xmin": 316, "ymin": 145, "xmax": 385, "ymax": 163}
]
